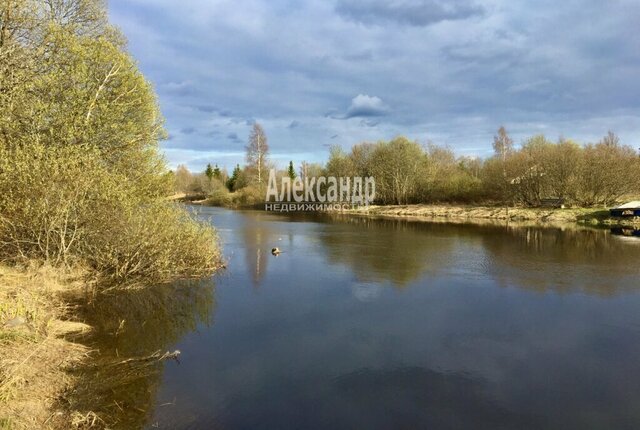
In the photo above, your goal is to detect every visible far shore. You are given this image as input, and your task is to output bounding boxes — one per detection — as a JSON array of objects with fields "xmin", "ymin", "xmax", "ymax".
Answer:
[
  {"xmin": 344, "ymin": 204, "xmax": 640, "ymax": 228},
  {"xmin": 175, "ymin": 192, "xmax": 640, "ymax": 229}
]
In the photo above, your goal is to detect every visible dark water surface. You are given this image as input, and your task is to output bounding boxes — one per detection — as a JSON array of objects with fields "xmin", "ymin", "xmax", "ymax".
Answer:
[{"xmin": 130, "ymin": 207, "xmax": 640, "ymax": 429}]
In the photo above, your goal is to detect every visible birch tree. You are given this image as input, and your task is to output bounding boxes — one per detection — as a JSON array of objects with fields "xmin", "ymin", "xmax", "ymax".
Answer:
[
  {"xmin": 492, "ymin": 126, "xmax": 514, "ymax": 203},
  {"xmin": 245, "ymin": 123, "xmax": 269, "ymax": 184}
]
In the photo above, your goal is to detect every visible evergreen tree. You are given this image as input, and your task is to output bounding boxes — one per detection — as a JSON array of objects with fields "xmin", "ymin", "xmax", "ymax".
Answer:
[
  {"xmin": 205, "ymin": 163, "xmax": 214, "ymax": 181},
  {"xmin": 213, "ymin": 164, "xmax": 221, "ymax": 179},
  {"xmin": 287, "ymin": 161, "xmax": 297, "ymax": 180},
  {"xmin": 227, "ymin": 164, "xmax": 241, "ymax": 191}
]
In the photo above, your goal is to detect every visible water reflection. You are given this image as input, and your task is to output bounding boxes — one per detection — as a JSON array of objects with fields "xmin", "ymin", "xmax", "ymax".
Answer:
[
  {"xmin": 611, "ymin": 226, "xmax": 640, "ymax": 238},
  {"xmin": 68, "ymin": 279, "xmax": 216, "ymax": 429},
  {"xmin": 480, "ymin": 225, "xmax": 640, "ymax": 295},
  {"xmin": 240, "ymin": 213, "xmax": 273, "ymax": 287},
  {"xmin": 319, "ymin": 215, "xmax": 640, "ymax": 296},
  {"xmin": 319, "ymin": 216, "xmax": 456, "ymax": 287},
  {"xmin": 78, "ymin": 208, "xmax": 640, "ymax": 430},
  {"xmin": 350, "ymin": 281, "xmax": 383, "ymax": 302}
]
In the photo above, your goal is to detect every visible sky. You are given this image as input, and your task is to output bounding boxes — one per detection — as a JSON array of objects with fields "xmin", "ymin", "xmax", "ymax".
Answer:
[{"xmin": 108, "ymin": 0, "xmax": 640, "ymax": 172}]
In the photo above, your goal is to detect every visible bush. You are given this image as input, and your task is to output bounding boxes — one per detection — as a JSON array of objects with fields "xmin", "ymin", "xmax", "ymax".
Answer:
[
  {"xmin": 234, "ymin": 185, "xmax": 265, "ymax": 207},
  {"xmin": 203, "ymin": 184, "xmax": 265, "ymax": 208},
  {"xmin": 0, "ymin": 144, "xmax": 221, "ymax": 286},
  {"xmin": 0, "ymin": 144, "xmax": 122, "ymax": 265},
  {"xmin": 205, "ymin": 187, "xmax": 233, "ymax": 207},
  {"xmin": 86, "ymin": 202, "xmax": 220, "ymax": 285}
]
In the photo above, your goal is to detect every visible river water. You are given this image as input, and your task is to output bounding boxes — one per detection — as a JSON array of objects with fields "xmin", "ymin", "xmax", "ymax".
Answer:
[{"xmin": 89, "ymin": 207, "xmax": 640, "ymax": 429}]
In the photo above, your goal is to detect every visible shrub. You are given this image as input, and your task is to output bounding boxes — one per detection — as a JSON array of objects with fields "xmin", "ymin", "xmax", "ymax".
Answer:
[
  {"xmin": 86, "ymin": 202, "xmax": 220, "ymax": 285},
  {"xmin": 205, "ymin": 187, "xmax": 233, "ymax": 207},
  {"xmin": 0, "ymin": 143, "xmax": 221, "ymax": 286},
  {"xmin": 234, "ymin": 185, "xmax": 265, "ymax": 207}
]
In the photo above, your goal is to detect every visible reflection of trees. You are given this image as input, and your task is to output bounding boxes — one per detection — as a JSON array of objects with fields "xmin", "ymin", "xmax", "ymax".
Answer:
[
  {"xmin": 319, "ymin": 214, "xmax": 640, "ymax": 296},
  {"xmin": 241, "ymin": 212, "xmax": 275, "ymax": 287},
  {"xmin": 479, "ymin": 225, "xmax": 640, "ymax": 295},
  {"xmin": 319, "ymin": 216, "xmax": 456, "ymax": 288},
  {"xmin": 66, "ymin": 279, "xmax": 216, "ymax": 429}
]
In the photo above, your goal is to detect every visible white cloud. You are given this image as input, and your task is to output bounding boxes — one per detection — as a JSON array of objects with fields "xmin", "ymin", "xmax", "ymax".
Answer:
[{"xmin": 343, "ymin": 94, "xmax": 389, "ymax": 119}]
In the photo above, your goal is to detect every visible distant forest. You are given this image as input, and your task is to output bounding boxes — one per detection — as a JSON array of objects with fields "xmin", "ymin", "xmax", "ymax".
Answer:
[{"xmin": 174, "ymin": 124, "xmax": 640, "ymax": 208}]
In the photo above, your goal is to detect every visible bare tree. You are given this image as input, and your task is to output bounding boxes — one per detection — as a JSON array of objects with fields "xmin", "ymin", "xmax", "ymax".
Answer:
[
  {"xmin": 299, "ymin": 161, "xmax": 309, "ymax": 181},
  {"xmin": 543, "ymin": 137, "xmax": 581, "ymax": 201},
  {"xmin": 493, "ymin": 126, "xmax": 514, "ymax": 161},
  {"xmin": 578, "ymin": 133, "xmax": 638, "ymax": 206},
  {"xmin": 601, "ymin": 130, "xmax": 620, "ymax": 148},
  {"xmin": 245, "ymin": 123, "xmax": 269, "ymax": 184},
  {"xmin": 492, "ymin": 126, "xmax": 514, "ymax": 205},
  {"xmin": 174, "ymin": 164, "xmax": 193, "ymax": 193},
  {"xmin": 370, "ymin": 137, "xmax": 423, "ymax": 205}
]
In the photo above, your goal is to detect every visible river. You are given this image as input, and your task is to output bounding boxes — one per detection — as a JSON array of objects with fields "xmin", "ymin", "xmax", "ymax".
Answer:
[{"xmin": 86, "ymin": 207, "xmax": 640, "ymax": 429}]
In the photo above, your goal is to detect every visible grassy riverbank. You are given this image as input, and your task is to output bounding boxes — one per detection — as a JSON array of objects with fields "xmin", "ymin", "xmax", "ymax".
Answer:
[
  {"xmin": 0, "ymin": 261, "xmax": 220, "ymax": 430},
  {"xmin": 0, "ymin": 264, "xmax": 92, "ymax": 430},
  {"xmin": 346, "ymin": 204, "xmax": 639, "ymax": 227}
]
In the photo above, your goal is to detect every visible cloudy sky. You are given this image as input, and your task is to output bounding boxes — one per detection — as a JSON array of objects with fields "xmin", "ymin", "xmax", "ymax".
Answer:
[{"xmin": 108, "ymin": 0, "xmax": 640, "ymax": 171}]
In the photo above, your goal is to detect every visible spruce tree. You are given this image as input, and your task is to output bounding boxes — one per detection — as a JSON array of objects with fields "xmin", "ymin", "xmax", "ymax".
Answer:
[
  {"xmin": 287, "ymin": 161, "xmax": 297, "ymax": 180},
  {"xmin": 205, "ymin": 163, "xmax": 214, "ymax": 181},
  {"xmin": 227, "ymin": 164, "xmax": 241, "ymax": 191}
]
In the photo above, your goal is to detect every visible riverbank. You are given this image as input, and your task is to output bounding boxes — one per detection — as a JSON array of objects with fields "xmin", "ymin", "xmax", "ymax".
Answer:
[
  {"xmin": 0, "ymin": 262, "xmax": 219, "ymax": 429},
  {"xmin": 196, "ymin": 198, "xmax": 639, "ymax": 228},
  {"xmin": 345, "ymin": 204, "xmax": 640, "ymax": 227},
  {"xmin": 0, "ymin": 264, "xmax": 92, "ymax": 430}
]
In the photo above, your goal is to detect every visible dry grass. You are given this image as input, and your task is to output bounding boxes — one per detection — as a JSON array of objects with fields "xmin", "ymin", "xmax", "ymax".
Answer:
[
  {"xmin": 0, "ymin": 268, "xmax": 217, "ymax": 430},
  {"xmin": 348, "ymin": 204, "xmax": 640, "ymax": 227},
  {"xmin": 0, "ymin": 264, "xmax": 91, "ymax": 430}
]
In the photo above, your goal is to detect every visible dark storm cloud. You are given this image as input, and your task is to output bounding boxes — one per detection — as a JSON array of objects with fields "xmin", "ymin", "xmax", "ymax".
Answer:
[{"xmin": 336, "ymin": 0, "xmax": 484, "ymax": 27}]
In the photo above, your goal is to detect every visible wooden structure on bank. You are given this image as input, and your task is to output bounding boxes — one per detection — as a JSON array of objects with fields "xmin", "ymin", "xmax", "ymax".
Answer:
[{"xmin": 610, "ymin": 201, "xmax": 640, "ymax": 217}]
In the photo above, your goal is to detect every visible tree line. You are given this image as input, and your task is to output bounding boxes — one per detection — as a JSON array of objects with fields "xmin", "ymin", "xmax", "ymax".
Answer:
[
  {"xmin": 178, "ymin": 124, "xmax": 639, "ymax": 208},
  {"xmin": 326, "ymin": 128, "xmax": 640, "ymax": 207}
]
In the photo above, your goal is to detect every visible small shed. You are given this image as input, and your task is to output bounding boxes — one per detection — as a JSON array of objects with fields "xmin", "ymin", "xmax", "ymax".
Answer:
[{"xmin": 610, "ymin": 201, "xmax": 640, "ymax": 217}]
